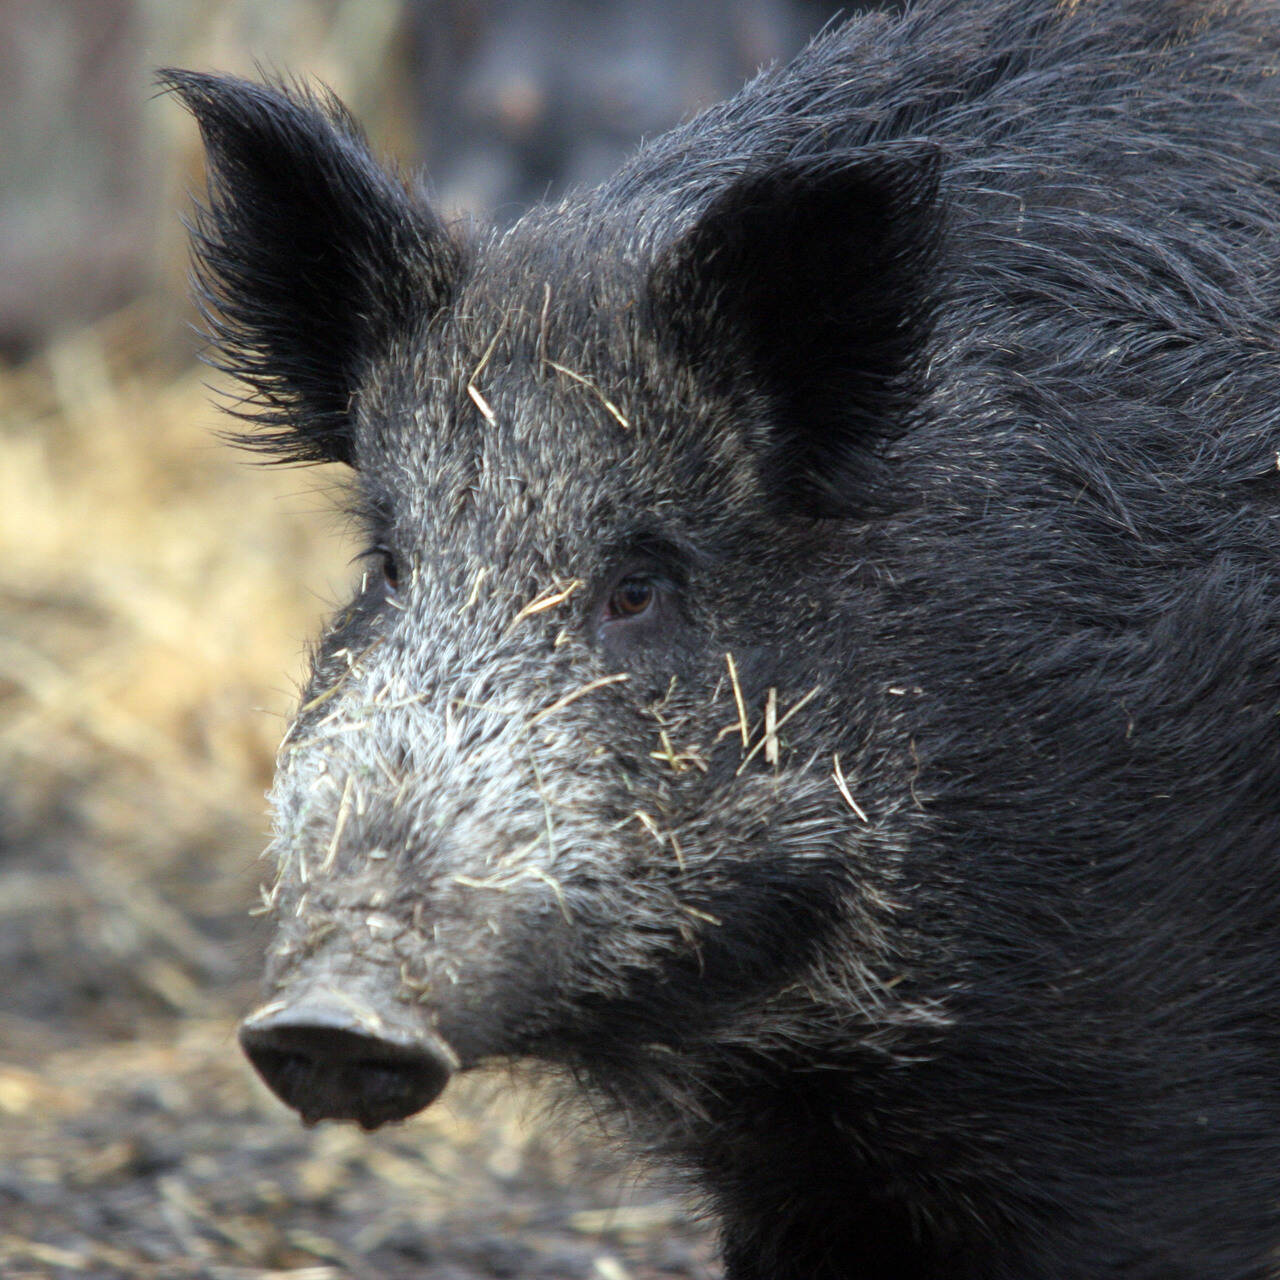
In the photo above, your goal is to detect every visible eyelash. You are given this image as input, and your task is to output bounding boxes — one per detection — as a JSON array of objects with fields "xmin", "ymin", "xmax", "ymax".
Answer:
[{"xmin": 380, "ymin": 549, "xmax": 400, "ymax": 592}]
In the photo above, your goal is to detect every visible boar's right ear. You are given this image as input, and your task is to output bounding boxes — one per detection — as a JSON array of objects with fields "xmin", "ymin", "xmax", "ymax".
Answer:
[
  {"xmin": 160, "ymin": 71, "xmax": 460, "ymax": 466},
  {"xmin": 650, "ymin": 142, "xmax": 941, "ymax": 517}
]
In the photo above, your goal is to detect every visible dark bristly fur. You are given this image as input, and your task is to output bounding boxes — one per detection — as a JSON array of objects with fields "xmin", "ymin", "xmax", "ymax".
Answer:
[{"xmin": 169, "ymin": 1, "xmax": 1280, "ymax": 1276}]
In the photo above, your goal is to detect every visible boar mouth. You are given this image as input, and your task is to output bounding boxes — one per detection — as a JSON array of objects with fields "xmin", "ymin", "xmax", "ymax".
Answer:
[{"xmin": 239, "ymin": 990, "xmax": 459, "ymax": 1130}]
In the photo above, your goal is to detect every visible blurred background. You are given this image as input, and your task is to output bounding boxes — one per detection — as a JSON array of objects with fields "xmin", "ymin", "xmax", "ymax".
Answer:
[{"xmin": 0, "ymin": 2, "xmax": 882, "ymax": 1276}]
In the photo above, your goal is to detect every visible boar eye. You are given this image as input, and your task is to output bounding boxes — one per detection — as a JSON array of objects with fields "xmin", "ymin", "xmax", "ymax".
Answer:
[
  {"xmin": 380, "ymin": 549, "xmax": 400, "ymax": 592},
  {"xmin": 596, "ymin": 544, "xmax": 685, "ymax": 652},
  {"xmin": 605, "ymin": 577, "xmax": 655, "ymax": 620}
]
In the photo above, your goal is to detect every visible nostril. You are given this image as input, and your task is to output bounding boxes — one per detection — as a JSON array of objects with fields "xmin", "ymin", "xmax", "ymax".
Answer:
[{"xmin": 239, "ymin": 997, "xmax": 457, "ymax": 1131}]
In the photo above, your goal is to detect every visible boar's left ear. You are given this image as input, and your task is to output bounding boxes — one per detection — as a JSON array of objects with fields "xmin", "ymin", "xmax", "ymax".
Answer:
[
  {"xmin": 650, "ymin": 142, "xmax": 941, "ymax": 517},
  {"xmin": 160, "ymin": 70, "xmax": 460, "ymax": 467}
]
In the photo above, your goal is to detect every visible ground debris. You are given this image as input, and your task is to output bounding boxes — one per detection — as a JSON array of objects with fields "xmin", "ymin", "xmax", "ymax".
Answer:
[{"xmin": 0, "ymin": 1022, "xmax": 718, "ymax": 1279}]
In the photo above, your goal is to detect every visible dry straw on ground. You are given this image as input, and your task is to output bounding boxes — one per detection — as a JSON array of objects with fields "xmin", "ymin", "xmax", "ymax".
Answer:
[{"xmin": 0, "ymin": 300, "xmax": 350, "ymax": 1039}]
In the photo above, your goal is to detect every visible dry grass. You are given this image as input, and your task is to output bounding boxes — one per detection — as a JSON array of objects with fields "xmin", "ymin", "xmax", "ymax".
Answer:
[
  {"xmin": 1, "ymin": 306, "xmax": 348, "ymax": 791},
  {"xmin": 0, "ymin": 302, "xmax": 355, "ymax": 1050}
]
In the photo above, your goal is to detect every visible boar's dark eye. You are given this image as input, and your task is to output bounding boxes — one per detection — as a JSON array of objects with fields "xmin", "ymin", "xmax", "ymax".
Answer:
[
  {"xmin": 595, "ymin": 545, "xmax": 685, "ymax": 654},
  {"xmin": 597, "ymin": 568, "xmax": 681, "ymax": 657},
  {"xmin": 356, "ymin": 545, "xmax": 401, "ymax": 596},
  {"xmin": 380, "ymin": 549, "xmax": 400, "ymax": 593},
  {"xmin": 606, "ymin": 578, "xmax": 656, "ymax": 620}
]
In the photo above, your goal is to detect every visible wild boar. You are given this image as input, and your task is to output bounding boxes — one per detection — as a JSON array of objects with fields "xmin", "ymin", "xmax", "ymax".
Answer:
[{"xmin": 167, "ymin": 1, "xmax": 1280, "ymax": 1274}]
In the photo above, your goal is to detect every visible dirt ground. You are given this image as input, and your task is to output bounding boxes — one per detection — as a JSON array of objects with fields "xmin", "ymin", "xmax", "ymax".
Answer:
[
  {"xmin": 0, "ymin": 310, "xmax": 721, "ymax": 1279},
  {"xmin": 0, "ymin": 1024, "xmax": 719, "ymax": 1280}
]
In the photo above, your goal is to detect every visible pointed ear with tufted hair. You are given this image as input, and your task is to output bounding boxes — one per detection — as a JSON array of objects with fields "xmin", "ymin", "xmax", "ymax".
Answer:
[
  {"xmin": 160, "ymin": 70, "xmax": 462, "ymax": 467},
  {"xmin": 650, "ymin": 142, "xmax": 942, "ymax": 517}
]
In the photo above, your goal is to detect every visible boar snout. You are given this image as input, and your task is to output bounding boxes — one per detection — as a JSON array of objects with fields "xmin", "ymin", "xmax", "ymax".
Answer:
[{"xmin": 239, "ymin": 989, "xmax": 459, "ymax": 1130}]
